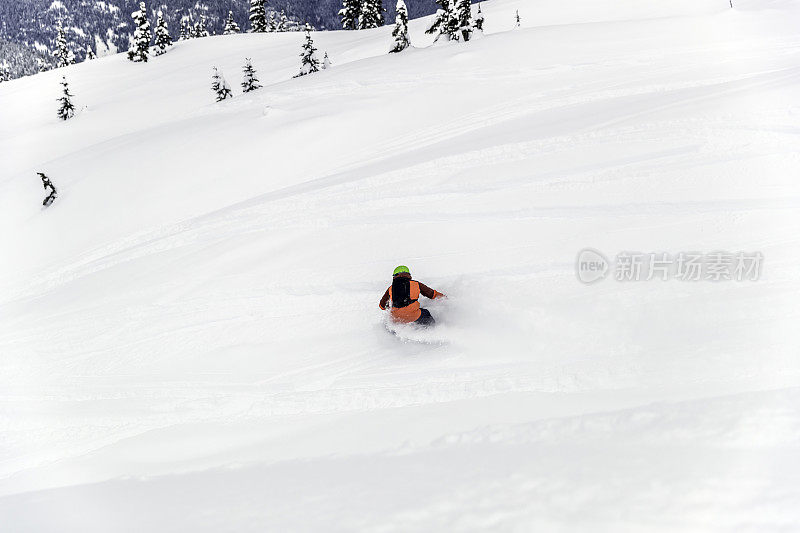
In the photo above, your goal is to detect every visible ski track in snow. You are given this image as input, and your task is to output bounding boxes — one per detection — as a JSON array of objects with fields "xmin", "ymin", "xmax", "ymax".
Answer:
[{"xmin": 1, "ymin": 0, "xmax": 800, "ymax": 530}]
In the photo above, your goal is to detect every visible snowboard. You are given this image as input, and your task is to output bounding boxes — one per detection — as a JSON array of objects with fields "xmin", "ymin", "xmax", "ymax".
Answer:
[{"xmin": 383, "ymin": 317, "xmax": 448, "ymax": 346}]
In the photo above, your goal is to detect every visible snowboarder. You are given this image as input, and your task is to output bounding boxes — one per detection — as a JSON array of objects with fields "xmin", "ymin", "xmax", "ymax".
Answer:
[
  {"xmin": 38, "ymin": 172, "xmax": 57, "ymax": 206},
  {"xmin": 379, "ymin": 266, "xmax": 444, "ymax": 326}
]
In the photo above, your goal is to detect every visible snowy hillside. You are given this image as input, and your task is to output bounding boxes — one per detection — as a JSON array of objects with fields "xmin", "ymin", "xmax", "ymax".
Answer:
[{"xmin": 1, "ymin": 0, "xmax": 799, "ymax": 530}]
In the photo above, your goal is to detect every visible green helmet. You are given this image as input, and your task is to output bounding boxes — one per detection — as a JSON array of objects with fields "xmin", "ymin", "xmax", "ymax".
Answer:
[{"xmin": 393, "ymin": 265, "xmax": 410, "ymax": 276}]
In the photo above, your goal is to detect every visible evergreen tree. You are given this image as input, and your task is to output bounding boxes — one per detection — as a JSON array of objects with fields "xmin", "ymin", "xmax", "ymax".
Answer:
[
  {"xmin": 277, "ymin": 11, "xmax": 289, "ymax": 32},
  {"xmin": 339, "ymin": 0, "xmax": 361, "ymax": 30},
  {"xmin": 249, "ymin": 0, "xmax": 268, "ymax": 33},
  {"xmin": 268, "ymin": 11, "xmax": 277, "ymax": 32},
  {"xmin": 0, "ymin": 66, "xmax": 8, "ymax": 83},
  {"xmin": 224, "ymin": 11, "xmax": 241, "ymax": 34},
  {"xmin": 126, "ymin": 2, "xmax": 151, "ymax": 63},
  {"xmin": 38, "ymin": 173, "xmax": 58, "ymax": 207},
  {"xmin": 85, "ymin": 44, "xmax": 97, "ymax": 60},
  {"xmin": 446, "ymin": 0, "xmax": 461, "ymax": 39},
  {"xmin": 54, "ymin": 22, "xmax": 73, "ymax": 68},
  {"xmin": 294, "ymin": 24, "xmax": 320, "ymax": 77},
  {"xmin": 211, "ymin": 67, "xmax": 220, "ymax": 92},
  {"xmin": 241, "ymin": 58, "xmax": 261, "ymax": 92},
  {"xmin": 389, "ymin": 0, "xmax": 410, "ymax": 53},
  {"xmin": 57, "ymin": 76, "xmax": 75, "ymax": 120},
  {"xmin": 322, "ymin": 51, "xmax": 332, "ymax": 69},
  {"xmin": 37, "ymin": 58, "xmax": 49, "ymax": 73},
  {"xmin": 515, "ymin": 10, "xmax": 521, "ymax": 28},
  {"xmin": 453, "ymin": 0, "xmax": 472, "ymax": 41},
  {"xmin": 472, "ymin": 3, "xmax": 485, "ymax": 33},
  {"xmin": 180, "ymin": 18, "xmax": 191, "ymax": 40},
  {"xmin": 425, "ymin": 0, "xmax": 452, "ymax": 41},
  {"xmin": 211, "ymin": 67, "xmax": 233, "ymax": 101},
  {"xmin": 194, "ymin": 15, "xmax": 210, "ymax": 38},
  {"xmin": 359, "ymin": 0, "xmax": 385, "ymax": 29},
  {"xmin": 153, "ymin": 11, "xmax": 172, "ymax": 55}
]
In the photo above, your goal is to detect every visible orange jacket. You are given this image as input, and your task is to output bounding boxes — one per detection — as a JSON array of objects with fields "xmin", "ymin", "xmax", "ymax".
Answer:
[{"xmin": 379, "ymin": 273, "xmax": 443, "ymax": 323}]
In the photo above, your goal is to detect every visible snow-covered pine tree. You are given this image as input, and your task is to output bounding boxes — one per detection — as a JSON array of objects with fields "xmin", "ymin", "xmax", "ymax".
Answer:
[
  {"xmin": 322, "ymin": 51, "xmax": 332, "ymax": 69},
  {"xmin": 425, "ymin": 0, "xmax": 452, "ymax": 41},
  {"xmin": 249, "ymin": 0, "xmax": 267, "ymax": 32},
  {"xmin": 224, "ymin": 11, "xmax": 241, "ymax": 34},
  {"xmin": 57, "ymin": 76, "xmax": 75, "ymax": 120},
  {"xmin": 38, "ymin": 173, "xmax": 58, "ymax": 206},
  {"xmin": 180, "ymin": 18, "xmax": 191, "ymax": 40},
  {"xmin": 126, "ymin": 2, "xmax": 151, "ymax": 63},
  {"xmin": 294, "ymin": 23, "xmax": 320, "ymax": 77},
  {"xmin": 211, "ymin": 67, "xmax": 220, "ymax": 92},
  {"xmin": 339, "ymin": 0, "xmax": 361, "ymax": 30},
  {"xmin": 37, "ymin": 58, "xmax": 49, "ymax": 73},
  {"xmin": 515, "ymin": 10, "xmax": 521, "ymax": 28},
  {"xmin": 472, "ymin": 3, "xmax": 485, "ymax": 33},
  {"xmin": 241, "ymin": 58, "xmax": 261, "ymax": 92},
  {"xmin": 211, "ymin": 67, "xmax": 233, "ymax": 101},
  {"xmin": 194, "ymin": 15, "xmax": 210, "ymax": 38},
  {"xmin": 446, "ymin": 0, "xmax": 462, "ymax": 40},
  {"xmin": 358, "ymin": 0, "xmax": 385, "ymax": 29},
  {"xmin": 277, "ymin": 11, "xmax": 289, "ymax": 32},
  {"xmin": 0, "ymin": 66, "xmax": 8, "ymax": 83},
  {"xmin": 267, "ymin": 11, "xmax": 277, "ymax": 32},
  {"xmin": 389, "ymin": 0, "xmax": 410, "ymax": 53},
  {"xmin": 54, "ymin": 22, "xmax": 74, "ymax": 68},
  {"xmin": 153, "ymin": 11, "xmax": 172, "ymax": 55},
  {"xmin": 85, "ymin": 44, "xmax": 97, "ymax": 60},
  {"xmin": 453, "ymin": 0, "xmax": 472, "ymax": 41}
]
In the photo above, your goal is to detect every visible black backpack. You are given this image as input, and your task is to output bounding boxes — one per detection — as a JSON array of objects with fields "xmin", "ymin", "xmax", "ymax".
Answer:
[{"xmin": 391, "ymin": 277, "xmax": 416, "ymax": 308}]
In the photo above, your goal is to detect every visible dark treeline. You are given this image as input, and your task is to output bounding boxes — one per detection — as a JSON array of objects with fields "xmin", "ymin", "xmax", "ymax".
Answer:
[{"xmin": 0, "ymin": 0, "xmax": 441, "ymax": 80}]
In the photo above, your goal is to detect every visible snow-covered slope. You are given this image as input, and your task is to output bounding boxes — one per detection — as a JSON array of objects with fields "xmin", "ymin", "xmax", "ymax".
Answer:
[{"xmin": 1, "ymin": 0, "xmax": 799, "ymax": 530}]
